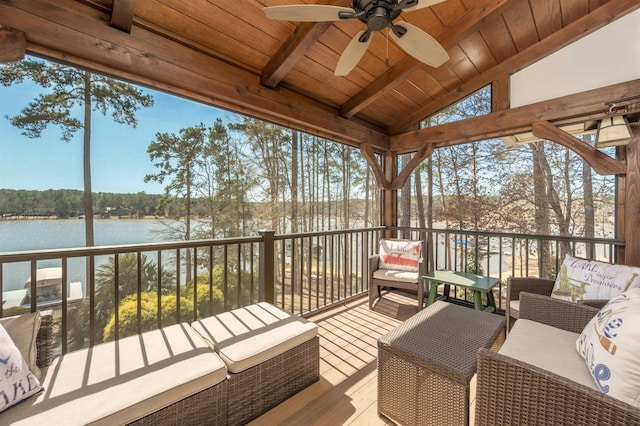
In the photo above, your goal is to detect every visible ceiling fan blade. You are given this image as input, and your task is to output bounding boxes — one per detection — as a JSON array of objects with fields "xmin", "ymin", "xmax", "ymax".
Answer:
[
  {"xmin": 264, "ymin": 5, "xmax": 355, "ymax": 22},
  {"xmin": 335, "ymin": 30, "xmax": 373, "ymax": 76},
  {"xmin": 389, "ymin": 22, "xmax": 449, "ymax": 67},
  {"xmin": 397, "ymin": 0, "xmax": 447, "ymax": 12}
]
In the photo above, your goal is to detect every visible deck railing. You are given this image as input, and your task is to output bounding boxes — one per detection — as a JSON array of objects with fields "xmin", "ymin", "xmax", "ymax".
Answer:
[{"xmin": 0, "ymin": 226, "xmax": 623, "ymax": 356}]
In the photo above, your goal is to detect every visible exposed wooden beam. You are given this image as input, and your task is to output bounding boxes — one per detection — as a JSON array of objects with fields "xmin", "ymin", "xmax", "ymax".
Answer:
[
  {"xmin": 339, "ymin": 0, "xmax": 511, "ymax": 118},
  {"xmin": 531, "ymin": 120, "xmax": 625, "ymax": 176},
  {"xmin": 361, "ymin": 142, "xmax": 433, "ymax": 194},
  {"xmin": 0, "ymin": 25, "xmax": 26, "ymax": 63},
  {"xmin": 391, "ymin": 79, "xmax": 640, "ymax": 153},
  {"xmin": 388, "ymin": 0, "xmax": 640, "ymax": 134},
  {"xmin": 110, "ymin": 0, "xmax": 136, "ymax": 33},
  {"xmin": 390, "ymin": 144, "xmax": 434, "ymax": 189},
  {"xmin": 1, "ymin": 0, "xmax": 389, "ymax": 151},
  {"xmin": 492, "ymin": 74, "xmax": 510, "ymax": 112},
  {"xmin": 261, "ymin": 21, "xmax": 333, "ymax": 89},
  {"xmin": 260, "ymin": 0, "xmax": 350, "ymax": 89}
]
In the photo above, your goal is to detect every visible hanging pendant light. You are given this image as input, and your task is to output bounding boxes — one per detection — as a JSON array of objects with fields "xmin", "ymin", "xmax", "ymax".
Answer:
[{"xmin": 595, "ymin": 103, "xmax": 632, "ymax": 148}]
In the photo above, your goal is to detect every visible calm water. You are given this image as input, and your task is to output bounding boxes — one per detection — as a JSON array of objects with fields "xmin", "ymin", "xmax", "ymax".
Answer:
[{"xmin": 0, "ymin": 219, "xmax": 176, "ymax": 291}]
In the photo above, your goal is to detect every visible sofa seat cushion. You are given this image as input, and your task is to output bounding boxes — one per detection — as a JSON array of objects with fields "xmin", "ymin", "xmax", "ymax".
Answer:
[
  {"xmin": 1, "ymin": 323, "xmax": 227, "ymax": 426},
  {"xmin": 373, "ymin": 269, "xmax": 419, "ymax": 284},
  {"xmin": 192, "ymin": 302, "xmax": 318, "ymax": 374},
  {"xmin": 500, "ymin": 319, "xmax": 597, "ymax": 391}
]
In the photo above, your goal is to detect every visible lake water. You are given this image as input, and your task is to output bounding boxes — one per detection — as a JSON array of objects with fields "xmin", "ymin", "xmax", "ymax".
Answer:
[
  {"xmin": 0, "ymin": 219, "xmax": 177, "ymax": 291},
  {"xmin": 1, "ymin": 219, "xmax": 512, "ymax": 293}
]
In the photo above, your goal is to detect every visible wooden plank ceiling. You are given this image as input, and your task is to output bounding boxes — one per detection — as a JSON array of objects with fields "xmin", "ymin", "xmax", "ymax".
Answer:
[{"xmin": 1, "ymin": 0, "xmax": 639, "ymax": 152}]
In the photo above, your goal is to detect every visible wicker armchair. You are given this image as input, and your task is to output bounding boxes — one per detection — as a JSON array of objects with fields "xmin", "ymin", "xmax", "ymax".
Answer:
[
  {"xmin": 505, "ymin": 277, "xmax": 555, "ymax": 331},
  {"xmin": 506, "ymin": 277, "xmax": 609, "ymax": 332},
  {"xmin": 476, "ymin": 292, "xmax": 640, "ymax": 426},
  {"xmin": 368, "ymin": 239, "xmax": 425, "ymax": 310}
]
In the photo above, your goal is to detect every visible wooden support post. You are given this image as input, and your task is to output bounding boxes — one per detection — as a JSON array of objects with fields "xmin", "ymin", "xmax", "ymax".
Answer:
[
  {"xmin": 259, "ymin": 230, "xmax": 275, "ymax": 303},
  {"xmin": 623, "ymin": 124, "xmax": 640, "ymax": 266},
  {"xmin": 382, "ymin": 152, "xmax": 396, "ymax": 239}
]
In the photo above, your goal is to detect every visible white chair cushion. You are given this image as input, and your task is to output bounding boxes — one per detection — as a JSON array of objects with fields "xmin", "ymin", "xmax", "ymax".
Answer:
[
  {"xmin": 372, "ymin": 269, "xmax": 419, "ymax": 284},
  {"xmin": 500, "ymin": 319, "xmax": 597, "ymax": 391},
  {"xmin": 191, "ymin": 302, "xmax": 318, "ymax": 374},
  {"xmin": 2, "ymin": 323, "xmax": 227, "ymax": 425}
]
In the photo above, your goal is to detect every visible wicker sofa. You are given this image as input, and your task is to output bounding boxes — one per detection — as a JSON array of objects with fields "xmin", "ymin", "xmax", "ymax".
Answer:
[
  {"xmin": 475, "ymin": 292, "xmax": 640, "ymax": 426},
  {"xmin": 1, "ymin": 303, "xmax": 319, "ymax": 426}
]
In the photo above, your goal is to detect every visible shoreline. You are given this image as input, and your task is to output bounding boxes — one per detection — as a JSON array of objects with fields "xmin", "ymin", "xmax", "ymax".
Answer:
[{"xmin": 1, "ymin": 215, "xmax": 162, "ymax": 221}]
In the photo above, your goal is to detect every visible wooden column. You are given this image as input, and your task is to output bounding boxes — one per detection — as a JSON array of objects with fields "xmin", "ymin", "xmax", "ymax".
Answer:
[
  {"xmin": 381, "ymin": 152, "xmax": 397, "ymax": 239},
  {"xmin": 623, "ymin": 124, "xmax": 640, "ymax": 266}
]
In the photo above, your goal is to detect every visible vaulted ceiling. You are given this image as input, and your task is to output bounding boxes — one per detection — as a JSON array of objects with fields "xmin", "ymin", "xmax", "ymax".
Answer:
[{"xmin": 1, "ymin": 0, "xmax": 639, "ymax": 153}]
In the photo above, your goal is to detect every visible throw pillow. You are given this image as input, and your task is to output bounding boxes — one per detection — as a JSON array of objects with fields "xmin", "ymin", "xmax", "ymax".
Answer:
[
  {"xmin": 551, "ymin": 254, "xmax": 640, "ymax": 302},
  {"xmin": 0, "ymin": 311, "xmax": 41, "ymax": 380},
  {"xmin": 0, "ymin": 323, "xmax": 42, "ymax": 413},
  {"xmin": 576, "ymin": 288, "xmax": 640, "ymax": 407},
  {"xmin": 378, "ymin": 239, "xmax": 422, "ymax": 272}
]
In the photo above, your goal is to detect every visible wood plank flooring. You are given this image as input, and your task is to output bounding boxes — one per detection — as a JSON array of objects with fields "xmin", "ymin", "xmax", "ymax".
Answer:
[{"xmin": 249, "ymin": 290, "xmax": 448, "ymax": 426}]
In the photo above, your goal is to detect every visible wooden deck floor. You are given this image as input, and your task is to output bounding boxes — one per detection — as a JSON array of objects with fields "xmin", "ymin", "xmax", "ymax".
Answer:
[{"xmin": 249, "ymin": 290, "xmax": 460, "ymax": 426}]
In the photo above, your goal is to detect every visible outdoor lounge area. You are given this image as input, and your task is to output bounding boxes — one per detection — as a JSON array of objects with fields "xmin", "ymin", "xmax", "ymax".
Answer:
[
  {"xmin": 2, "ymin": 0, "xmax": 640, "ymax": 425},
  {"xmin": 5, "ymin": 286, "xmax": 639, "ymax": 425}
]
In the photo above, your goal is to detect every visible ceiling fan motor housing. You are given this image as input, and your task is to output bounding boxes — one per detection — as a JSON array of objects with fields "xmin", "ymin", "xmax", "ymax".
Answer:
[{"xmin": 353, "ymin": 0, "xmax": 403, "ymax": 31}]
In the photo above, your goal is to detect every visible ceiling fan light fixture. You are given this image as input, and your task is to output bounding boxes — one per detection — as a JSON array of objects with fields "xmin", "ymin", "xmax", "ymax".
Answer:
[
  {"xmin": 595, "ymin": 114, "xmax": 632, "ymax": 148},
  {"xmin": 264, "ymin": 0, "xmax": 450, "ymax": 75}
]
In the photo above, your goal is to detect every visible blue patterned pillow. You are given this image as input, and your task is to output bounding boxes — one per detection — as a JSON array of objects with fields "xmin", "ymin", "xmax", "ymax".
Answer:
[{"xmin": 576, "ymin": 288, "xmax": 640, "ymax": 407}]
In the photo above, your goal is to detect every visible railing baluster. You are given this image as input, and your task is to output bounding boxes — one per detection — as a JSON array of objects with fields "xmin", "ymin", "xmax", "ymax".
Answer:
[
  {"xmin": 193, "ymin": 248, "xmax": 198, "ymax": 321},
  {"xmin": 137, "ymin": 252, "xmax": 142, "ymax": 335},
  {"xmin": 115, "ymin": 253, "xmax": 120, "ymax": 342},
  {"xmin": 208, "ymin": 246, "xmax": 214, "ymax": 316},
  {"xmin": 157, "ymin": 250, "xmax": 162, "ymax": 328},
  {"xmin": 176, "ymin": 248, "xmax": 181, "ymax": 323},
  {"xmin": 61, "ymin": 258, "xmax": 68, "ymax": 354},
  {"xmin": 223, "ymin": 245, "xmax": 228, "ymax": 311},
  {"xmin": 89, "ymin": 256, "xmax": 95, "ymax": 347}
]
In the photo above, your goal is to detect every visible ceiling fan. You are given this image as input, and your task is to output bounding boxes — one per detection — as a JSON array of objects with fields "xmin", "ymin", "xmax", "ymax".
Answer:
[{"xmin": 264, "ymin": 0, "xmax": 450, "ymax": 76}]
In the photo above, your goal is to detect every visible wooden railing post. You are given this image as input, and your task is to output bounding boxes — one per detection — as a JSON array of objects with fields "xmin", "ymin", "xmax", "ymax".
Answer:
[{"xmin": 259, "ymin": 230, "xmax": 275, "ymax": 303}]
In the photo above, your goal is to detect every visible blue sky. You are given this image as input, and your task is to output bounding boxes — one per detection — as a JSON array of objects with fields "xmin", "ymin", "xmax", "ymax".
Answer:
[{"xmin": 0, "ymin": 64, "xmax": 238, "ymax": 194}]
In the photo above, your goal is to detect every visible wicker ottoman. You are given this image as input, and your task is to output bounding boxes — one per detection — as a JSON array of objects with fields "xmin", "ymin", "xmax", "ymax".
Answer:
[{"xmin": 378, "ymin": 301, "xmax": 505, "ymax": 426}]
